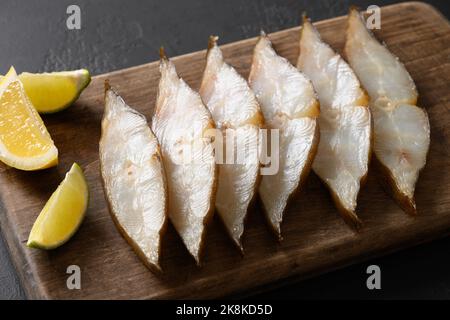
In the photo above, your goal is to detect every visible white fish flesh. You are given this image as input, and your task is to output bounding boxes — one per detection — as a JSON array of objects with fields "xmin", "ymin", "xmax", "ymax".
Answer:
[
  {"xmin": 199, "ymin": 36, "xmax": 263, "ymax": 251},
  {"xmin": 345, "ymin": 8, "xmax": 430, "ymax": 215},
  {"xmin": 152, "ymin": 49, "xmax": 217, "ymax": 264},
  {"xmin": 100, "ymin": 83, "xmax": 167, "ymax": 272},
  {"xmin": 249, "ymin": 32, "xmax": 320, "ymax": 239},
  {"xmin": 297, "ymin": 18, "xmax": 372, "ymax": 228}
]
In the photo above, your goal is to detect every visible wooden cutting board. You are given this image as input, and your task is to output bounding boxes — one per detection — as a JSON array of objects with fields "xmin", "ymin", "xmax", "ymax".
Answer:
[{"xmin": 0, "ymin": 2, "xmax": 449, "ymax": 299}]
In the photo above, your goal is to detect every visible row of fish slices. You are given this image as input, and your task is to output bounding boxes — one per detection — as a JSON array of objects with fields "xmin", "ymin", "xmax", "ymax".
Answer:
[
  {"xmin": 99, "ymin": 9, "xmax": 430, "ymax": 273},
  {"xmin": 194, "ymin": 34, "xmax": 323, "ymax": 249},
  {"xmin": 99, "ymin": 29, "xmax": 365, "ymax": 271},
  {"xmin": 295, "ymin": 10, "xmax": 429, "ymax": 225},
  {"xmin": 248, "ymin": 21, "xmax": 373, "ymax": 233},
  {"xmin": 99, "ymin": 36, "xmax": 322, "ymax": 272},
  {"xmin": 248, "ymin": 10, "xmax": 430, "ymax": 236}
]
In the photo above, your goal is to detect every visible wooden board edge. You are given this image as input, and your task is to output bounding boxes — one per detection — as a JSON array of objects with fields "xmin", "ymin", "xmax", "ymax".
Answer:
[{"xmin": 407, "ymin": 1, "xmax": 450, "ymax": 27}]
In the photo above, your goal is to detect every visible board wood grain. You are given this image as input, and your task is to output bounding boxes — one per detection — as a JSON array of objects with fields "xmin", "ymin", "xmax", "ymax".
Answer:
[{"xmin": 0, "ymin": 2, "xmax": 449, "ymax": 299}]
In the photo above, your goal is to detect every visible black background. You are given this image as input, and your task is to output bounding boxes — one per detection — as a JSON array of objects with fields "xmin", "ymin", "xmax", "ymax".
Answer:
[{"xmin": 0, "ymin": 0, "xmax": 449, "ymax": 299}]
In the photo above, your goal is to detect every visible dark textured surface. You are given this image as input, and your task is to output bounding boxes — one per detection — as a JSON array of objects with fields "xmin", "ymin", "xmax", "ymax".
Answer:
[{"xmin": 0, "ymin": 0, "xmax": 449, "ymax": 300}]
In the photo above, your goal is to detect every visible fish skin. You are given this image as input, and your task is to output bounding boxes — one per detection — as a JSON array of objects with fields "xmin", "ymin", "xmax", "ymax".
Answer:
[
  {"xmin": 199, "ymin": 36, "xmax": 263, "ymax": 252},
  {"xmin": 100, "ymin": 84, "xmax": 168, "ymax": 273},
  {"xmin": 345, "ymin": 9, "xmax": 430, "ymax": 215},
  {"xmin": 297, "ymin": 18, "xmax": 372, "ymax": 229},
  {"xmin": 249, "ymin": 32, "xmax": 320, "ymax": 239},
  {"xmin": 152, "ymin": 50, "xmax": 217, "ymax": 265}
]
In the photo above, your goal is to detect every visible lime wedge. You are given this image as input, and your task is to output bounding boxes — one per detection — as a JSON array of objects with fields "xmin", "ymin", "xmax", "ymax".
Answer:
[
  {"xmin": 27, "ymin": 163, "xmax": 89, "ymax": 249},
  {"xmin": 1, "ymin": 69, "xmax": 91, "ymax": 113}
]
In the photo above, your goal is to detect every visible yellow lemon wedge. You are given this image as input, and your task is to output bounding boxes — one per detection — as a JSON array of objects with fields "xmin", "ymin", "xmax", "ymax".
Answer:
[
  {"xmin": 0, "ymin": 67, "xmax": 58, "ymax": 170},
  {"xmin": 27, "ymin": 163, "xmax": 89, "ymax": 249},
  {"xmin": 15, "ymin": 69, "xmax": 90, "ymax": 113}
]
